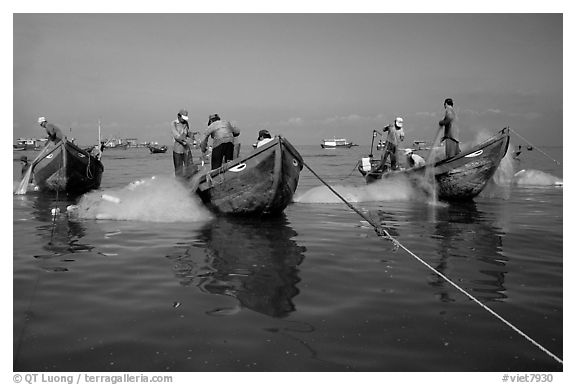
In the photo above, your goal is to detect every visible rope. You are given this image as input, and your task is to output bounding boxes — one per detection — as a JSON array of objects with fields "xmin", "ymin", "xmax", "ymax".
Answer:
[
  {"xmin": 509, "ymin": 127, "xmax": 561, "ymax": 166},
  {"xmin": 302, "ymin": 161, "xmax": 387, "ymax": 237},
  {"xmin": 302, "ymin": 159, "xmax": 563, "ymax": 365},
  {"xmin": 49, "ymin": 142, "xmax": 65, "ymax": 244},
  {"xmin": 86, "ymin": 150, "xmax": 93, "ymax": 179}
]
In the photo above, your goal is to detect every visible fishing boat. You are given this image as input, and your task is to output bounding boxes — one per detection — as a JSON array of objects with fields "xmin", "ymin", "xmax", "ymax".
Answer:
[
  {"xmin": 148, "ymin": 144, "xmax": 168, "ymax": 153},
  {"xmin": 15, "ymin": 139, "xmax": 104, "ymax": 195},
  {"xmin": 13, "ymin": 138, "xmax": 46, "ymax": 151},
  {"xmin": 192, "ymin": 136, "xmax": 303, "ymax": 216},
  {"xmin": 361, "ymin": 127, "xmax": 510, "ymax": 200},
  {"xmin": 321, "ymin": 137, "xmax": 356, "ymax": 149}
]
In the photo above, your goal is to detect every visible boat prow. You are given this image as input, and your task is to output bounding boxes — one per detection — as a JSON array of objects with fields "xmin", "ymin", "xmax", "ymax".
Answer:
[
  {"xmin": 193, "ymin": 136, "xmax": 303, "ymax": 216},
  {"xmin": 25, "ymin": 139, "xmax": 104, "ymax": 195}
]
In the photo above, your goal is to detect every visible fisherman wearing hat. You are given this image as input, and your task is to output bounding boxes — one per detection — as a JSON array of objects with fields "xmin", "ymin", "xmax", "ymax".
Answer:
[
  {"xmin": 37, "ymin": 116, "xmax": 63, "ymax": 145},
  {"xmin": 438, "ymin": 98, "xmax": 460, "ymax": 158},
  {"xmin": 404, "ymin": 148, "xmax": 426, "ymax": 169},
  {"xmin": 20, "ymin": 155, "xmax": 30, "ymax": 176},
  {"xmin": 256, "ymin": 129, "xmax": 273, "ymax": 148},
  {"xmin": 377, "ymin": 116, "xmax": 405, "ymax": 171},
  {"xmin": 200, "ymin": 113, "xmax": 241, "ymax": 170},
  {"xmin": 170, "ymin": 108, "xmax": 196, "ymax": 179}
]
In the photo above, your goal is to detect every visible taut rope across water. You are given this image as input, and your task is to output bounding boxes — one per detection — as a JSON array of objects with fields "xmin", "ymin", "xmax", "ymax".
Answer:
[
  {"xmin": 509, "ymin": 127, "xmax": 561, "ymax": 166},
  {"xmin": 302, "ymin": 160, "xmax": 563, "ymax": 365}
]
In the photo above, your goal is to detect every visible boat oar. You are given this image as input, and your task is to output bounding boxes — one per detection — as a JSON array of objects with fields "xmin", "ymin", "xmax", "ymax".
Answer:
[{"xmin": 14, "ymin": 144, "xmax": 54, "ymax": 195}]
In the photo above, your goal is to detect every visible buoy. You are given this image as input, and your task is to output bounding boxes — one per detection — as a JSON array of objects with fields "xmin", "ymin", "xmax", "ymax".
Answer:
[{"xmin": 101, "ymin": 194, "xmax": 121, "ymax": 204}]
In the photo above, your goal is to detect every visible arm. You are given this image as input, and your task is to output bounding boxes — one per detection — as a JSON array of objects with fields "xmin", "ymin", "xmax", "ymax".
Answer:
[
  {"xmin": 439, "ymin": 109, "xmax": 454, "ymax": 127},
  {"xmin": 170, "ymin": 121, "xmax": 188, "ymax": 146},
  {"xmin": 46, "ymin": 123, "xmax": 63, "ymax": 142},
  {"xmin": 229, "ymin": 121, "xmax": 240, "ymax": 137},
  {"xmin": 199, "ymin": 127, "xmax": 213, "ymax": 153}
]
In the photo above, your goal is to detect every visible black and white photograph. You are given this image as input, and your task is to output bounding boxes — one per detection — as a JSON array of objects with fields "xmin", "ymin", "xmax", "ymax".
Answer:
[{"xmin": 8, "ymin": 5, "xmax": 568, "ymax": 381}]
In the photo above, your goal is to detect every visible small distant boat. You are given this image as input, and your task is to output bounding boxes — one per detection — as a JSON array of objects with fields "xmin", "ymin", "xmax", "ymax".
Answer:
[
  {"xmin": 360, "ymin": 128, "xmax": 510, "ymax": 201},
  {"xmin": 16, "ymin": 139, "xmax": 104, "ymax": 195},
  {"xmin": 105, "ymin": 142, "xmax": 128, "ymax": 150},
  {"xmin": 321, "ymin": 138, "xmax": 356, "ymax": 149},
  {"xmin": 103, "ymin": 137, "xmax": 129, "ymax": 150},
  {"xmin": 192, "ymin": 136, "xmax": 303, "ymax": 216},
  {"xmin": 13, "ymin": 138, "xmax": 46, "ymax": 151},
  {"xmin": 149, "ymin": 144, "xmax": 168, "ymax": 153}
]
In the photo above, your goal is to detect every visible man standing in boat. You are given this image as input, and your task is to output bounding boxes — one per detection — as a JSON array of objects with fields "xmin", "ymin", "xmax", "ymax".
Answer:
[
  {"xmin": 200, "ymin": 114, "xmax": 241, "ymax": 170},
  {"xmin": 38, "ymin": 117, "xmax": 63, "ymax": 144},
  {"xmin": 171, "ymin": 109, "xmax": 196, "ymax": 179},
  {"xmin": 377, "ymin": 117, "xmax": 405, "ymax": 171},
  {"xmin": 438, "ymin": 98, "xmax": 460, "ymax": 158}
]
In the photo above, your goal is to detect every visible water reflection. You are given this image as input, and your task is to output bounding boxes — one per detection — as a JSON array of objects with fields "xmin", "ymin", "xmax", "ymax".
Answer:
[
  {"xmin": 167, "ymin": 215, "xmax": 307, "ymax": 318},
  {"xmin": 430, "ymin": 202, "xmax": 508, "ymax": 303},
  {"xmin": 29, "ymin": 195, "xmax": 94, "ymax": 267},
  {"xmin": 375, "ymin": 201, "xmax": 508, "ymax": 304}
]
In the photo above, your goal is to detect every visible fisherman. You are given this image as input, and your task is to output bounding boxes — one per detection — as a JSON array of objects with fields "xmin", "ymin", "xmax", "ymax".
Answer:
[
  {"xmin": 38, "ymin": 117, "xmax": 64, "ymax": 144},
  {"xmin": 90, "ymin": 141, "xmax": 104, "ymax": 161},
  {"xmin": 377, "ymin": 117, "xmax": 405, "ymax": 171},
  {"xmin": 256, "ymin": 129, "xmax": 273, "ymax": 148},
  {"xmin": 20, "ymin": 155, "xmax": 30, "ymax": 176},
  {"xmin": 404, "ymin": 149, "xmax": 426, "ymax": 168},
  {"xmin": 438, "ymin": 98, "xmax": 460, "ymax": 158},
  {"xmin": 200, "ymin": 114, "xmax": 240, "ymax": 170},
  {"xmin": 170, "ymin": 109, "xmax": 196, "ymax": 179}
]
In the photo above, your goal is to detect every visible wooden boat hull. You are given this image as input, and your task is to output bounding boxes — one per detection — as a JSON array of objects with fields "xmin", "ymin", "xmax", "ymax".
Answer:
[
  {"xmin": 365, "ymin": 128, "xmax": 510, "ymax": 200},
  {"xmin": 32, "ymin": 140, "xmax": 104, "ymax": 194},
  {"xmin": 195, "ymin": 136, "xmax": 303, "ymax": 216}
]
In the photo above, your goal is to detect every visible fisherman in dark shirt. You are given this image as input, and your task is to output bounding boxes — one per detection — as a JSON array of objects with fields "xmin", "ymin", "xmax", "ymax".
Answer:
[
  {"xmin": 38, "ymin": 117, "xmax": 64, "ymax": 144},
  {"xmin": 438, "ymin": 98, "xmax": 460, "ymax": 158},
  {"xmin": 20, "ymin": 156, "xmax": 30, "ymax": 176}
]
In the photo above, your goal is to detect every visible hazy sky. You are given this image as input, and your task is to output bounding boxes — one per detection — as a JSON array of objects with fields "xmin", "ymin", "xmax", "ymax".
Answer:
[{"xmin": 13, "ymin": 13, "xmax": 563, "ymax": 146}]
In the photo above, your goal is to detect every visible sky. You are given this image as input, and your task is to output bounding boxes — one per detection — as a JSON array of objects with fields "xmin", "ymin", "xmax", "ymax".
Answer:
[{"xmin": 12, "ymin": 12, "xmax": 563, "ymax": 147}]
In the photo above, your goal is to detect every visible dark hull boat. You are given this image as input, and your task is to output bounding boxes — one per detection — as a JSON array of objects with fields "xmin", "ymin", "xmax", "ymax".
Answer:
[
  {"xmin": 193, "ymin": 136, "xmax": 303, "ymax": 216},
  {"xmin": 149, "ymin": 145, "xmax": 168, "ymax": 153},
  {"xmin": 363, "ymin": 128, "xmax": 510, "ymax": 201},
  {"xmin": 18, "ymin": 139, "xmax": 104, "ymax": 195}
]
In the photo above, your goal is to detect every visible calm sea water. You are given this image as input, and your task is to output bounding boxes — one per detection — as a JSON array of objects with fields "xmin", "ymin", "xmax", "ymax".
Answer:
[{"xmin": 12, "ymin": 141, "xmax": 563, "ymax": 372}]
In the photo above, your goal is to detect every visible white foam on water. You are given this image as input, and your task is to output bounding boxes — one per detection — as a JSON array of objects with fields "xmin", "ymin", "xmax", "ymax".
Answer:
[
  {"xmin": 71, "ymin": 175, "xmax": 212, "ymax": 222},
  {"xmin": 294, "ymin": 175, "xmax": 425, "ymax": 204},
  {"xmin": 513, "ymin": 169, "xmax": 563, "ymax": 187}
]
